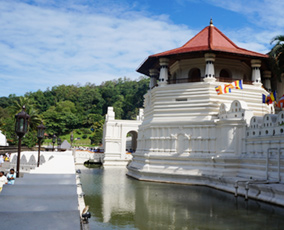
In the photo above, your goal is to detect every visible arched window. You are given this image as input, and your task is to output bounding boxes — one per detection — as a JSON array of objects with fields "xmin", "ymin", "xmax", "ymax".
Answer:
[
  {"xmin": 219, "ymin": 69, "xmax": 231, "ymax": 79},
  {"xmin": 188, "ymin": 68, "xmax": 201, "ymax": 82}
]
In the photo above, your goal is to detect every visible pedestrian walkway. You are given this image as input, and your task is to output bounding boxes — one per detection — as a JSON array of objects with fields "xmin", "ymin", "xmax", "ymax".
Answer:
[
  {"xmin": 0, "ymin": 161, "xmax": 11, "ymax": 173},
  {"xmin": 0, "ymin": 151, "xmax": 81, "ymax": 230}
]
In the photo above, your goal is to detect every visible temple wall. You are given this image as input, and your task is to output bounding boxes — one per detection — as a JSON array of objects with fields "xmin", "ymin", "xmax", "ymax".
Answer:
[{"xmin": 128, "ymin": 82, "xmax": 284, "ymax": 186}]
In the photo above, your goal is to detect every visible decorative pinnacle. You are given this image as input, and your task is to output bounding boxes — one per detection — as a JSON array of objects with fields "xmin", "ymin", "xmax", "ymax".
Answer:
[{"xmin": 210, "ymin": 18, "xmax": 213, "ymax": 26}]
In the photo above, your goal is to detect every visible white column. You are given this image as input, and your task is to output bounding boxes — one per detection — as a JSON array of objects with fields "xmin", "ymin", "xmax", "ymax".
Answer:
[
  {"xmin": 106, "ymin": 107, "xmax": 115, "ymax": 121},
  {"xmin": 149, "ymin": 69, "xmax": 159, "ymax": 89},
  {"xmin": 263, "ymin": 71, "xmax": 272, "ymax": 92},
  {"xmin": 158, "ymin": 58, "xmax": 169, "ymax": 86},
  {"xmin": 204, "ymin": 53, "xmax": 216, "ymax": 82},
  {"xmin": 251, "ymin": 59, "xmax": 262, "ymax": 86}
]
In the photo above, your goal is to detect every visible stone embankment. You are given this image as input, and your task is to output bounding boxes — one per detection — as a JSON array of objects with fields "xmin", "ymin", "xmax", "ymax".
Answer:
[{"xmin": 0, "ymin": 151, "xmax": 88, "ymax": 230}]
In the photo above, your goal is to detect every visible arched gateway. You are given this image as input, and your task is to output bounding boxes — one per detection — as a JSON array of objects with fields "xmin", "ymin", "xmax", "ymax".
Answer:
[{"xmin": 102, "ymin": 107, "xmax": 143, "ymax": 166}]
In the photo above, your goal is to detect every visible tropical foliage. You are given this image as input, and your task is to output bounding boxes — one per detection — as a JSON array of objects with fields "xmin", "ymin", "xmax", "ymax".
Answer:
[
  {"xmin": 0, "ymin": 77, "xmax": 149, "ymax": 147},
  {"xmin": 269, "ymin": 35, "xmax": 284, "ymax": 81}
]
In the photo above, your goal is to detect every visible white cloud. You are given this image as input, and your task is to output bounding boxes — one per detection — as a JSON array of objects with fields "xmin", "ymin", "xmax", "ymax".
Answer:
[
  {"xmin": 1, "ymin": 0, "xmax": 284, "ymax": 96},
  {"xmin": 195, "ymin": 0, "xmax": 284, "ymax": 54},
  {"xmin": 207, "ymin": 0, "xmax": 284, "ymax": 29},
  {"xmin": 0, "ymin": 0, "xmax": 194, "ymax": 96}
]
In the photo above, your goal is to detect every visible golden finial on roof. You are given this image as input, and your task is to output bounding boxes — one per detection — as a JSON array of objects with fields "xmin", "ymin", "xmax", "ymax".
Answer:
[{"xmin": 210, "ymin": 18, "xmax": 213, "ymax": 26}]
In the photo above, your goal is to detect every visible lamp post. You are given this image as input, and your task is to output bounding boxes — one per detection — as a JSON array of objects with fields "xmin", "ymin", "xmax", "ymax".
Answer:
[
  {"xmin": 70, "ymin": 133, "xmax": 74, "ymax": 148},
  {"xmin": 37, "ymin": 122, "xmax": 45, "ymax": 167},
  {"xmin": 52, "ymin": 134, "xmax": 56, "ymax": 151},
  {"xmin": 15, "ymin": 106, "xmax": 30, "ymax": 178},
  {"xmin": 57, "ymin": 137, "xmax": 62, "ymax": 151}
]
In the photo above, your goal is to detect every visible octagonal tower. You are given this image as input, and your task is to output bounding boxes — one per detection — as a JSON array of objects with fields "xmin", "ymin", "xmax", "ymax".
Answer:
[{"xmin": 127, "ymin": 21, "xmax": 274, "ymax": 183}]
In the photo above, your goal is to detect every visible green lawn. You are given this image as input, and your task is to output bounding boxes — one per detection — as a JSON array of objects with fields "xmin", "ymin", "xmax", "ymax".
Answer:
[{"xmin": 43, "ymin": 129, "xmax": 95, "ymax": 147}]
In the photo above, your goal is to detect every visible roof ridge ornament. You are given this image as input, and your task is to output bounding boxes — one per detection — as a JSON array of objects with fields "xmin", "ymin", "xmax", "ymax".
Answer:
[{"xmin": 210, "ymin": 18, "xmax": 213, "ymax": 26}]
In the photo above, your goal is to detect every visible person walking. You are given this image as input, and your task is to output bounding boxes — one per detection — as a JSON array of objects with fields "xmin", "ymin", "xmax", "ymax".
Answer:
[
  {"xmin": 6, "ymin": 169, "xmax": 16, "ymax": 185},
  {"xmin": 0, "ymin": 171, "xmax": 7, "ymax": 192}
]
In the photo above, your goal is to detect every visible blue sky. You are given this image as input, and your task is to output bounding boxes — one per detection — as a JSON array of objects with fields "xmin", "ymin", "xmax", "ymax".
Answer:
[{"xmin": 1, "ymin": 0, "xmax": 284, "ymax": 96}]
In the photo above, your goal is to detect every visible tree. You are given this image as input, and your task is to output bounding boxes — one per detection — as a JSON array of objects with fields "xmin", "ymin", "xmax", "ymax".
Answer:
[
  {"xmin": 0, "ymin": 77, "xmax": 149, "ymax": 147},
  {"xmin": 0, "ymin": 97, "xmax": 41, "ymax": 147},
  {"xmin": 89, "ymin": 118, "xmax": 105, "ymax": 146},
  {"xmin": 43, "ymin": 100, "xmax": 81, "ymax": 135},
  {"xmin": 270, "ymin": 35, "xmax": 284, "ymax": 81}
]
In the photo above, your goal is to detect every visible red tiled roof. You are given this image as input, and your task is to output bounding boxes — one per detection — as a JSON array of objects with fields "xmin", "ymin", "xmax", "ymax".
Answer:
[
  {"xmin": 137, "ymin": 23, "xmax": 268, "ymax": 76},
  {"xmin": 151, "ymin": 25, "xmax": 268, "ymax": 58}
]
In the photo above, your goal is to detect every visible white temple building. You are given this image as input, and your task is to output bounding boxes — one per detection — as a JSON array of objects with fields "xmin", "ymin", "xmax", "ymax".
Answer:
[{"xmin": 124, "ymin": 21, "xmax": 284, "ymax": 206}]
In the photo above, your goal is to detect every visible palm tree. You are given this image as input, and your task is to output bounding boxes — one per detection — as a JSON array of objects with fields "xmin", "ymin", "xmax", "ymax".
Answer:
[
  {"xmin": 269, "ymin": 35, "xmax": 284, "ymax": 81},
  {"xmin": 10, "ymin": 97, "xmax": 41, "ymax": 131}
]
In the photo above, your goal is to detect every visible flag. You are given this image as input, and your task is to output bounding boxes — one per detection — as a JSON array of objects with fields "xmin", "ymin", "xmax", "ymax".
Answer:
[
  {"xmin": 232, "ymin": 80, "xmax": 243, "ymax": 89},
  {"xmin": 262, "ymin": 91, "xmax": 277, "ymax": 105},
  {"xmin": 215, "ymin": 85, "xmax": 224, "ymax": 95},
  {"xmin": 215, "ymin": 83, "xmax": 233, "ymax": 95},
  {"xmin": 215, "ymin": 80, "xmax": 243, "ymax": 95},
  {"xmin": 277, "ymin": 95, "xmax": 284, "ymax": 108},
  {"xmin": 270, "ymin": 91, "xmax": 276, "ymax": 102},
  {"xmin": 262, "ymin": 94, "xmax": 269, "ymax": 104}
]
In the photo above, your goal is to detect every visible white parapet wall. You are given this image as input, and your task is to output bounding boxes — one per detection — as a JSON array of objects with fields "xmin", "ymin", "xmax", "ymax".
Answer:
[{"xmin": 9, "ymin": 151, "xmax": 76, "ymax": 174}]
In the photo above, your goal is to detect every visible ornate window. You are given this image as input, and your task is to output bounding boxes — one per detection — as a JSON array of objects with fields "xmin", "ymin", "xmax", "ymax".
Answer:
[
  {"xmin": 188, "ymin": 68, "xmax": 201, "ymax": 82},
  {"xmin": 219, "ymin": 69, "xmax": 231, "ymax": 79}
]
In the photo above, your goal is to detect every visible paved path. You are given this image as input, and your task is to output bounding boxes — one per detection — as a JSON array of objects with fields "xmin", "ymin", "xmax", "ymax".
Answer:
[
  {"xmin": 0, "ymin": 151, "xmax": 81, "ymax": 230},
  {"xmin": 0, "ymin": 161, "xmax": 11, "ymax": 173}
]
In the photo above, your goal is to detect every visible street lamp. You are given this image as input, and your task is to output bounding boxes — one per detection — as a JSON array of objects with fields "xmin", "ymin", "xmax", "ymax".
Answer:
[
  {"xmin": 57, "ymin": 137, "xmax": 62, "ymax": 151},
  {"xmin": 37, "ymin": 122, "xmax": 45, "ymax": 167},
  {"xmin": 52, "ymin": 134, "xmax": 56, "ymax": 151},
  {"xmin": 70, "ymin": 133, "xmax": 74, "ymax": 148},
  {"xmin": 15, "ymin": 106, "xmax": 30, "ymax": 178}
]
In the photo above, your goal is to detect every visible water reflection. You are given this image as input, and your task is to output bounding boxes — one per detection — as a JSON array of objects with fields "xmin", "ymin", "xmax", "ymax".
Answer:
[
  {"xmin": 102, "ymin": 168, "xmax": 135, "ymax": 223},
  {"xmin": 80, "ymin": 165, "xmax": 284, "ymax": 230}
]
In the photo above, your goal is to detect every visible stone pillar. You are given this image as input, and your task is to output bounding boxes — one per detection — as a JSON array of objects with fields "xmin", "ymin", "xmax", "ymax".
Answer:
[
  {"xmin": 149, "ymin": 69, "xmax": 159, "ymax": 89},
  {"xmin": 136, "ymin": 108, "xmax": 144, "ymax": 121},
  {"xmin": 204, "ymin": 53, "xmax": 216, "ymax": 82},
  {"xmin": 106, "ymin": 107, "xmax": 115, "ymax": 121},
  {"xmin": 158, "ymin": 58, "xmax": 169, "ymax": 86},
  {"xmin": 263, "ymin": 71, "xmax": 272, "ymax": 92},
  {"xmin": 251, "ymin": 59, "xmax": 262, "ymax": 85}
]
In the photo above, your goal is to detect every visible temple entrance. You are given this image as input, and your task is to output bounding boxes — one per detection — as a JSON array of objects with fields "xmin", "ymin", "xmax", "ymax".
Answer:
[
  {"xmin": 126, "ymin": 131, "xmax": 138, "ymax": 154},
  {"xmin": 102, "ymin": 107, "xmax": 143, "ymax": 166}
]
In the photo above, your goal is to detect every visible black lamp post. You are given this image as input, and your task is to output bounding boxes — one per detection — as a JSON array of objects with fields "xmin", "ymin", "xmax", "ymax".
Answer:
[
  {"xmin": 15, "ymin": 106, "xmax": 30, "ymax": 178},
  {"xmin": 37, "ymin": 122, "xmax": 45, "ymax": 167},
  {"xmin": 57, "ymin": 137, "xmax": 62, "ymax": 151},
  {"xmin": 70, "ymin": 133, "xmax": 74, "ymax": 148},
  {"xmin": 52, "ymin": 134, "xmax": 56, "ymax": 151}
]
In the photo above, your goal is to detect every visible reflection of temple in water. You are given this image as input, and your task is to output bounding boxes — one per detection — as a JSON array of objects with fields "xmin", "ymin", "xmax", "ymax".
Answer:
[
  {"xmin": 83, "ymin": 166, "xmax": 284, "ymax": 229},
  {"xmin": 102, "ymin": 168, "xmax": 135, "ymax": 223}
]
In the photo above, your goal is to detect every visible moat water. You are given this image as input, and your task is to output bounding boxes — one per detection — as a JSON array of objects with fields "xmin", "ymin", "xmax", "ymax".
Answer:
[{"xmin": 79, "ymin": 165, "xmax": 284, "ymax": 230}]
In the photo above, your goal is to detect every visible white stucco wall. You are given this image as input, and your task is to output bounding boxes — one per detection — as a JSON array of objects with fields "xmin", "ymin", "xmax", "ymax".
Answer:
[
  {"xmin": 102, "ymin": 107, "xmax": 143, "ymax": 166},
  {"xmin": 0, "ymin": 130, "xmax": 8, "ymax": 146}
]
